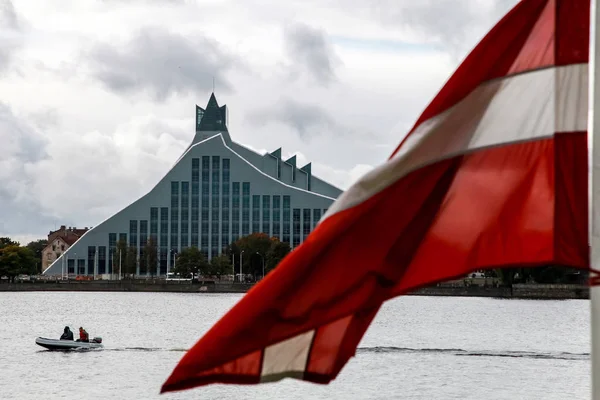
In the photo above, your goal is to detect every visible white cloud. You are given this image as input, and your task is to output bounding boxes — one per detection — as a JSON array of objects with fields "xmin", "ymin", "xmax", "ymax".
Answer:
[{"xmin": 0, "ymin": 0, "xmax": 519, "ymax": 240}]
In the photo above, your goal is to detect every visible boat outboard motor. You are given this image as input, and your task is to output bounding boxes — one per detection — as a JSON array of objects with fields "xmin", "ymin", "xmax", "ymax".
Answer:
[{"xmin": 92, "ymin": 337, "xmax": 102, "ymax": 344}]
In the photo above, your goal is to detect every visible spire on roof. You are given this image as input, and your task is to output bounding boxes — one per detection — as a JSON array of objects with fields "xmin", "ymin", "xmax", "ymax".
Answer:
[{"xmin": 197, "ymin": 92, "xmax": 228, "ymax": 132}]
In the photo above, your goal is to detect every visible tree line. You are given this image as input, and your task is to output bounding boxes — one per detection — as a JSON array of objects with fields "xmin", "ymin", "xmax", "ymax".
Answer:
[
  {"xmin": 105, "ymin": 232, "xmax": 292, "ymax": 281},
  {"xmin": 0, "ymin": 237, "xmax": 47, "ymax": 282}
]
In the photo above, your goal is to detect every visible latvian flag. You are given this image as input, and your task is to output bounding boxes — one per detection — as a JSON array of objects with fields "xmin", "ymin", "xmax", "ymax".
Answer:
[{"xmin": 162, "ymin": 0, "xmax": 590, "ymax": 393}]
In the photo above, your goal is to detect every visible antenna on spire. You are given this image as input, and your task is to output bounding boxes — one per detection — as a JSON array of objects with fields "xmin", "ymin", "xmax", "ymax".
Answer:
[{"xmin": 212, "ymin": 76, "xmax": 215, "ymax": 93}]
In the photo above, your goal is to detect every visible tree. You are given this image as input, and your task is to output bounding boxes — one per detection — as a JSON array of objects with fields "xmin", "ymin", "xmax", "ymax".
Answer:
[
  {"xmin": 124, "ymin": 246, "xmax": 137, "ymax": 278},
  {"xmin": 0, "ymin": 245, "xmax": 37, "ymax": 282},
  {"xmin": 0, "ymin": 237, "xmax": 19, "ymax": 250},
  {"xmin": 173, "ymin": 246, "xmax": 209, "ymax": 278},
  {"xmin": 266, "ymin": 240, "xmax": 291, "ymax": 274},
  {"xmin": 209, "ymin": 254, "xmax": 233, "ymax": 280},
  {"xmin": 26, "ymin": 239, "xmax": 48, "ymax": 273},
  {"xmin": 143, "ymin": 237, "xmax": 158, "ymax": 276},
  {"xmin": 231, "ymin": 233, "xmax": 274, "ymax": 278},
  {"xmin": 231, "ymin": 234, "xmax": 292, "ymax": 279},
  {"xmin": 113, "ymin": 238, "xmax": 128, "ymax": 278}
]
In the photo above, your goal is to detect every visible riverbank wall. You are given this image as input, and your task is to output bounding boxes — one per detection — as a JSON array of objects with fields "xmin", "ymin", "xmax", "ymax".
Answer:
[{"xmin": 0, "ymin": 281, "xmax": 590, "ymax": 299}]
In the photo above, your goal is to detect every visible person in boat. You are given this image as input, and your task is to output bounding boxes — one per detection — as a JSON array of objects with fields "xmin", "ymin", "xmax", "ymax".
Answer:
[
  {"xmin": 60, "ymin": 326, "xmax": 74, "ymax": 341},
  {"xmin": 76, "ymin": 327, "xmax": 89, "ymax": 342}
]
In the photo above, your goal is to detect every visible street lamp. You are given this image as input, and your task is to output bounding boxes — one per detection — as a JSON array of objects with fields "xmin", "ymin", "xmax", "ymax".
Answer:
[
  {"xmin": 240, "ymin": 250, "xmax": 244, "ymax": 283},
  {"xmin": 168, "ymin": 249, "xmax": 177, "ymax": 279},
  {"xmin": 256, "ymin": 252, "xmax": 264, "ymax": 280}
]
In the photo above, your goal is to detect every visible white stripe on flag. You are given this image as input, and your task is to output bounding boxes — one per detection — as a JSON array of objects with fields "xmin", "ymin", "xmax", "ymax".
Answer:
[
  {"xmin": 260, "ymin": 330, "xmax": 315, "ymax": 381},
  {"xmin": 325, "ymin": 63, "xmax": 588, "ymax": 219}
]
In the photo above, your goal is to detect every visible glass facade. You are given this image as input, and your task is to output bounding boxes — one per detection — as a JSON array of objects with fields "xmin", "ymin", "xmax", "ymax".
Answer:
[
  {"xmin": 272, "ymin": 195, "xmax": 280, "ymax": 239},
  {"xmin": 262, "ymin": 195, "xmax": 270, "ymax": 235},
  {"xmin": 191, "ymin": 158, "xmax": 200, "ymax": 247},
  {"xmin": 313, "ymin": 209, "xmax": 322, "ymax": 229},
  {"xmin": 98, "ymin": 246, "xmax": 106, "ymax": 274},
  {"xmin": 242, "ymin": 182, "xmax": 250, "ymax": 236},
  {"xmin": 77, "ymin": 259, "xmax": 85, "ymax": 275},
  {"xmin": 87, "ymin": 246, "xmax": 96, "ymax": 275},
  {"xmin": 221, "ymin": 159, "xmax": 230, "ymax": 252},
  {"xmin": 252, "ymin": 195, "xmax": 260, "ymax": 233},
  {"xmin": 108, "ymin": 233, "xmax": 116, "ymax": 274},
  {"xmin": 211, "ymin": 156, "xmax": 220, "ymax": 257},
  {"xmin": 302, "ymin": 209, "xmax": 311, "ymax": 241},
  {"xmin": 129, "ymin": 220, "xmax": 138, "ymax": 248},
  {"xmin": 150, "ymin": 208, "xmax": 158, "ymax": 241},
  {"xmin": 232, "ymin": 182, "xmax": 240, "ymax": 242},
  {"xmin": 181, "ymin": 181, "xmax": 189, "ymax": 249},
  {"xmin": 201, "ymin": 156, "xmax": 210, "ymax": 255},
  {"xmin": 65, "ymin": 151, "xmax": 334, "ymax": 277},
  {"xmin": 139, "ymin": 220, "xmax": 148, "ymax": 274},
  {"xmin": 293, "ymin": 208, "xmax": 301, "ymax": 247},
  {"xmin": 283, "ymin": 196, "xmax": 291, "ymax": 244},
  {"xmin": 160, "ymin": 207, "xmax": 168, "ymax": 274},
  {"xmin": 170, "ymin": 182, "xmax": 179, "ymax": 250}
]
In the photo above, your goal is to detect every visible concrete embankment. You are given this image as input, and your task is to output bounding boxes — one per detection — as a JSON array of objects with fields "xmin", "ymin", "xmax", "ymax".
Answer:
[
  {"xmin": 0, "ymin": 281, "xmax": 590, "ymax": 299},
  {"xmin": 409, "ymin": 284, "xmax": 589, "ymax": 300}
]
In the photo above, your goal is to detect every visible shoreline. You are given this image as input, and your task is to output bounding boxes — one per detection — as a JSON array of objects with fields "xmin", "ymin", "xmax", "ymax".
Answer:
[{"xmin": 0, "ymin": 281, "xmax": 589, "ymax": 300}]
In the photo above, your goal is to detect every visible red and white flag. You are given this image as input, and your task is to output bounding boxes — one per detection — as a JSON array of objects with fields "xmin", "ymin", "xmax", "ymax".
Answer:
[{"xmin": 161, "ymin": 0, "xmax": 590, "ymax": 393}]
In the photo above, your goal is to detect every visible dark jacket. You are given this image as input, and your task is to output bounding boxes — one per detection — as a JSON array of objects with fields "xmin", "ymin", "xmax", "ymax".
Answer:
[{"xmin": 60, "ymin": 327, "xmax": 74, "ymax": 340}]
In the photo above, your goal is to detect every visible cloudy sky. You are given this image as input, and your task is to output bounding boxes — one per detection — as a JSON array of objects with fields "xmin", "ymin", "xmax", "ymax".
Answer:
[{"xmin": 0, "ymin": 0, "xmax": 518, "ymax": 244}]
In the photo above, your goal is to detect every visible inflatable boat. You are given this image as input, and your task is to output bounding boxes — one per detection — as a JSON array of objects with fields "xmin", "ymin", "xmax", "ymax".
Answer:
[{"xmin": 35, "ymin": 337, "xmax": 103, "ymax": 350}]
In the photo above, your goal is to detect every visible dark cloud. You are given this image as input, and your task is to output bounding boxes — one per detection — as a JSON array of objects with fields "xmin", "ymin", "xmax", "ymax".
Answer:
[
  {"xmin": 283, "ymin": 23, "xmax": 340, "ymax": 85},
  {"xmin": 86, "ymin": 27, "xmax": 239, "ymax": 101},
  {"xmin": 0, "ymin": 103, "xmax": 54, "ymax": 238},
  {"xmin": 248, "ymin": 99, "xmax": 337, "ymax": 138}
]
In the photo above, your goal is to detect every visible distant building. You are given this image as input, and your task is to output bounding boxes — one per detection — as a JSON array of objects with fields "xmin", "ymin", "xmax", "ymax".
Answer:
[
  {"xmin": 41, "ymin": 226, "xmax": 90, "ymax": 271},
  {"xmin": 43, "ymin": 93, "xmax": 342, "ymax": 276}
]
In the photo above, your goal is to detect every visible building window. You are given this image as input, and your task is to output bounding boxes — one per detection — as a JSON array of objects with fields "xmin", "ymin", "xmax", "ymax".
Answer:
[
  {"xmin": 272, "ymin": 195, "xmax": 281, "ymax": 238},
  {"xmin": 61, "ymin": 245, "xmax": 65, "ymax": 251},
  {"xmin": 139, "ymin": 220, "xmax": 148, "ymax": 274},
  {"xmin": 252, "ymin": 195, "xmax": 260, "ymax": 233},
  {"xmin": 108, "ymin": 233, "xmax": 117, "ymax": 274},
  {"xmin": 129, "ymin": 220, "xmax": 138, "ymax": 248},
  {"xmin": 77, "ymin": 259, "xmax": 85, "ymax": 275},
  {"xmin": 313, "ymin": 209, "xmax": 322, "ymax": 229},
  {"xmin": 171, "ymin": 182, "xmax": 179, "ymax": 250},
  {"xmin": 181, "ymin": 181, "xmax": 189, "ymax": 249},
  {"xmin": 150, "ymin": 207, "xmax": 158, "ymax": 242},
  {"xmin": 292, "ymin": 208, "xmax": 301, "ymax": 248},
  {"xmin": 303, "ymin": 209, "xmax": 311, "ymax": 241},
  {"xmin": 52, "ymin": 244, "xmax": 56, "ymax": 251},
  {"xmin": 262, "ymin": 195, "xmax": 270, "ymax": 235},
  {"xmin": 222, "ymin": 159, "xmax": 230, "ymax": 250},
  {"xmin": 160, "ymin": 207, "xmax": 169, "ymax": 275},
  {"xmin": 232, "ymin": 182, "xmax": 240, "ymax": 242},
  {"xmin": 201, "ymin": 156, "xmax": 210, "ymax": 255},
  {"xmin": 211, "ymin": 156, "xmax": 220, "ymax": 257},
  {"xmin": 67, "ymin": 259, "xmax": 75, "ymax": 274},
  {"xmin": 87, "ymin": 246, "xmax": 96, "ymax": 275},
  {"xmin": 242, "ymin": 182, "xmax": 250, "ymax": 235},
  {"xmin": 283, "ymin": 196, "xmax": 291, "ymax": 244},
  {"xmin": 191, "ymin": 158, "xmax": 200, "ymax": 248},
  {"xmin": 98, "ymin": 246, "xmax": 106, "ymax": 275}
]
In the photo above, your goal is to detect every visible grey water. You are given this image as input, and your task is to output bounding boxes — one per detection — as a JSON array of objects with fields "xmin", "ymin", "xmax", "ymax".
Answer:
[{"xmin": 0, "ymin": 292, "xmax": 589, "ymax": 399}]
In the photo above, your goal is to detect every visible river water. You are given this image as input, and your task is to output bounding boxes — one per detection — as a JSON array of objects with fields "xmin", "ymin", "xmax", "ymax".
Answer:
[{"xmin": 0, "ymin": 292, "xmax": 589, "ymax": 399}]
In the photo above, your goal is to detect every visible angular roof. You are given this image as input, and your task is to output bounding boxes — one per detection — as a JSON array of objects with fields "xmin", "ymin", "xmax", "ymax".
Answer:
[{"xmin": 196, "ymin": 93, "xmax": 228, "ymax": 132}]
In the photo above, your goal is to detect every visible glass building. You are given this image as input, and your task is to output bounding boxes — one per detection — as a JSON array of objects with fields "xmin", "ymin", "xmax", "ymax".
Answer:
[{"xmin": 43, "ymin": 94, "xmax": 343, "ymax": 276}]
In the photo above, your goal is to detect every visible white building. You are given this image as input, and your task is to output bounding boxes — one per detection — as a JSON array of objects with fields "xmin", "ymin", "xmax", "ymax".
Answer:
[{"xmin": 43, "ymin": 94, "xmax": 342, "ymax": 276}]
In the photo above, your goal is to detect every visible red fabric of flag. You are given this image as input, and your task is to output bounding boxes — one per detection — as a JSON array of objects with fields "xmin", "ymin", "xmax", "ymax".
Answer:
[{"xmin": 161, "ymin": 0, "xmax": 590, "ymax": 393}]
